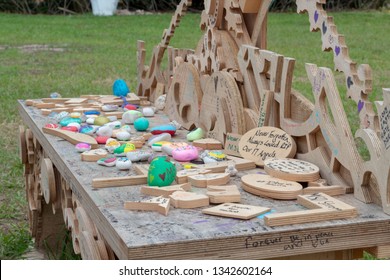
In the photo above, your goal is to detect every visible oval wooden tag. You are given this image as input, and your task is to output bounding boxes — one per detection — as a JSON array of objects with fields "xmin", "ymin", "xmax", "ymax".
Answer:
[
  {"xmin": 241, "ymin": 174, "xmax": 303, "ymax": 200},
  {"xmin": 263, "ymin": 158, "xmax": 320, "ymax": 182},
  {"xmin": 238, "ymin": 127, "xmax": 296, "ymax": 166}
]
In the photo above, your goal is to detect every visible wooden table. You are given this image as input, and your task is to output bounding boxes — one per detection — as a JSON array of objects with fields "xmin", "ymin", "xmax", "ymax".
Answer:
[{"xmin": 18, "ymin": 100, "xmax": 390, "ymax": 260}]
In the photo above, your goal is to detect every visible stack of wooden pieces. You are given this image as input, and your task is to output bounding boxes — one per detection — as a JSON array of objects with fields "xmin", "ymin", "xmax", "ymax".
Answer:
[
  {"xmin": 188, "ymin": 173, "xmax": 230, "ymax": 188},
  {"xmin": 264, "ymin": 193, "xmax": 358, "ymax": 226},
  {"xmin": 241, "ymin": 173, "xmax": 303, "ymax": 200},
  {"xmin": 206, "ymin": 185, "xmax": 241, "ymax": 204},
  {"xmin": 202, "ymin": 203, "xmax": 270, "ymax": 220},
  {"xmin": 263, "ymin": 158, "xmax": 320, "ymax": 182}
]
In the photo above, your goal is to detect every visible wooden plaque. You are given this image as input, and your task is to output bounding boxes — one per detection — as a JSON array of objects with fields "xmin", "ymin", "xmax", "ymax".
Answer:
[
  {"xmin": 202, "ymin": 203, "xmax": 270, "ymax": 220},
  {"xmin": 224, "ymin": 133, "xmax": 242, "ymax": 157},
  {"xmin": 264, "ymin": 158, "xmax": 320, "ymax": 182},
  {"xmin": 241, "ymin": 174, "xmax": 303, "ymax": 200},
  {"xmin": 238, "ymin": 127, "xmax": 296, "ymax": 166}
]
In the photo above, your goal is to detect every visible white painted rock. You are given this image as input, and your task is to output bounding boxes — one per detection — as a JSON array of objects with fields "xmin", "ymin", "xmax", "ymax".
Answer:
[
  {"xmin": 86, "ymin": 117, "xmax": 96, "ymax": 125},
  {"xmin": 155, "ymin": 94, "xmax": 166, "ymax": 111},
  {"xmin": 106, "ymin": 116, "xmax": 117, "ymax": 122},
  {"xmin": 116, "ymin": 158, "xmax": 132, "ymax": 170},
  {"xmin": 122, "ymin": 110, "xmax": 143, "ymax": 124},
  {"xmin": 147, "ymin": 133, "xmax": 172, "ymax": 146},
  {"xmin": 121, "ymin": 125, "xmax": 132, "ymax": 133},
  {"xmin": 142, "ymin": 107, "xmax": 155, "ymax": 117},
  {"xmin": 97, "ymin": 157, "xmax": 116, "ymax": 167},
  {"xmin": 116, "ymin": 131, "xmax": 131, "ymax": 141},
  {"xmin": 96, "ymin": 126, "xmax": 113, "ymax": 137},
  {"xmin": 102, "ymin": 104, "xmax": 119, "ymax": 112},
  {"xmin": 126, "ymin": 150, "xmax": 153, "ymax": 162},
  {"xmin": 106, "ymin": 120, "xmax": 122, "ymax": 129}
]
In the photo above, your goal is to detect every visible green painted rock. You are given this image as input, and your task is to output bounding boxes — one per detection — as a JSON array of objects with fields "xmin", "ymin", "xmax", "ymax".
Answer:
[
  {"xmin": 94, "ymin": 116, "xmax": 111, "ymax": 126},
  {"xmin": 147, "ymin": 156, "xmax": 177, "ymax": 187}
]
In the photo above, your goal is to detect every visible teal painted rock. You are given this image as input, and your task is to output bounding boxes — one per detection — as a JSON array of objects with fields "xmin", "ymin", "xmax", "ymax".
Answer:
[
  {"xmin": 134, "ymin": 117, "xmax": 149, "ymax": 131},
  {"xmin": 113, "ymin": 79, "xmax": 130, "ymax": 97},
  {"xmin": 147, "ymin": 156, "xmax": 176, "ymax": 187},
  {"xmin": 59, "ymin": 116, "xmax": 81, "ymax": 127}
]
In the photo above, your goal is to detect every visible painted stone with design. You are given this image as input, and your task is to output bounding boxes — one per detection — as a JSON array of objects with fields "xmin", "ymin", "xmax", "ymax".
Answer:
[{"xmin": 147, "ymin": 156, "xmax": 177, "ymax": 187}]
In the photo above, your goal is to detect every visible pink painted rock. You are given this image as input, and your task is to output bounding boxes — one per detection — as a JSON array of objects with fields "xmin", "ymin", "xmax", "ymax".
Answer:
[{"xmin": 171, "ymin": 145, "xmax": 199, "ymax": 162}]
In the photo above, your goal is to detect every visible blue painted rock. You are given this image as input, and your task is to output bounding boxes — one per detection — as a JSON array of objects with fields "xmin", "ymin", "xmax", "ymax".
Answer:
[
  {"xmin": 113, "ymin": 143, "xmax": 136, "ymax": 156},
  {"xmin": 187, "ymin": 127, "xmax": 205, "ymax": 141},
  {"xmin": 54, "ymin": 111, "xmax": 69, "ymax": 122},
  {"xmin": 84, "ymin": 110, "xmax": 101, "ymax": 116},
  {"xmin": 151, "ymin": 124, "xmax": 176, "ymax": 136},
  {"xmin": 79, "ymin": 125, "xmax": 96, "ymax": 135},
  {"xmin": 134, "ymin": 117, "xmax": 149, "ymax": 131},
  {"xmin": 59, "ymin": 116, "xmax": 81, "ymax": 127},
  {"xmin": 147, "ymin": 156, "xmax": 177, "ymax": 187},
  {"xmin": 113, "ymin": 79, "xmax": 130, "ymax": 97},
  {"xmin": 122, "ymin": 110, "xmax": 143, "ymax": 124},
  {"xmin": 97, "ymin": 157, "xmax": 116, "ymax": 167},
  {"xmin": 50, "ymin": 92, "xmax": 61, "ymax": 98}
]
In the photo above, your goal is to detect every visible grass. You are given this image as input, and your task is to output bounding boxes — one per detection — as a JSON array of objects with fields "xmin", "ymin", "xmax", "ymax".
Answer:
[{"xmin": 0, "ymin": 10, "xmax": 389, "ymax": 259}]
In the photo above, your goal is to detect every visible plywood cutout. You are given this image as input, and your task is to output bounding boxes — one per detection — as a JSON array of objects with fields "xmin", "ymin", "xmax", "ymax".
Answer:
[
  {"xmin": 188, "ymin": 173, "xmax": 230, "ymax": 188},
  {"xmin": 264, "ymin": 192, "xmax": 358, "ymax": 226},
  {"xmin": 169, "ymin": 191, "xmax": 209, "ymax": 209},
  {"xmin": 264, "ymin": 158, "xmax": 320, "ymax": 182},
  {"xmin": 124, "ymin": 196, "xmax": 170, "ymax": 216},
  {"xmin": 140, "ymin": 183, "xmax": 191, "ymax": 198},
  {"xmin": 203, "ymin": 203, "xmax": 270, "ymax": 220},
  {"xmin": 42, "ymin": 127, "xmax": 98, "ymax": 148},
  {"xmin": 238, "ymin": 126, "xmax": 296, "ymax": 166},
  {"xmin": 207, "ymin": 185, "xmax": 241, "ymax": 204}
]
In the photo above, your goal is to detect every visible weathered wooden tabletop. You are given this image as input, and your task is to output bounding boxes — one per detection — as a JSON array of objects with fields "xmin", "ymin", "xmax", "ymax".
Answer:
[{"xmin": 18, "ymin": 100, "xmax": 390, "ymax": 259}]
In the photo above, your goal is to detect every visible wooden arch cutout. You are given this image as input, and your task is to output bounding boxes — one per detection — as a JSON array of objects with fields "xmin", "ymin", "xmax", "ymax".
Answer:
[{"xmin": 137, "ymin": 0, "xmax": 390, "ymax": 215}]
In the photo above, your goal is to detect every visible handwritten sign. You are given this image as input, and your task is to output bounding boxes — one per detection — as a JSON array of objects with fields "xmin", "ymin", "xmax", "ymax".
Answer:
[
  {"xmin": 224, "ymin": 133, "xmax": 242, "ymax": 157},
  {"xmin": 238, "ymin": 127, "xmax": 296, "ymax": 166},
  {"xmin": 263, "ymin": 158, "xmax": 320, "ymax": 182},
  {"xmin": 203, "ymin": 203, "xmax": 270, "ymax": 220}
]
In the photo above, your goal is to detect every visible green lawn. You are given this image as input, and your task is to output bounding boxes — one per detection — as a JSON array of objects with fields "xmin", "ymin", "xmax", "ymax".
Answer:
[{"xmin": 0, "ymin": 10, "xmax": 389, "ymax": 259}]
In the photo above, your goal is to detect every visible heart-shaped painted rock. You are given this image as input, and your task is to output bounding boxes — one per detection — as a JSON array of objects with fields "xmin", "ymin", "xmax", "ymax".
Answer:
[{"xmin": 147, "ymin": 156, "xmax": 176, "ymax": 187}]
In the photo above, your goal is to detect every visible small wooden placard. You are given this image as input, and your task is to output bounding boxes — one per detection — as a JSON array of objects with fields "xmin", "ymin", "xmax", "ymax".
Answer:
[
  {"xmin": 124, "ymin": 196, "xmax": 170, "ymax": 216},
  {"xmin": 263, "ymin": 158, "xmax": 320, "ymax": 182},
  {"xmin": 207, "ymin": 185, "xmax": 241, "ymax": 204},
  {"xmin": 202, "ymin": 203, "xmax": 270, "ymax": 220},
  {"xmin": 169, "ymin": 191, "xmax": 209, "ymax": 209},
  {"xmin": 238, "ymin": 127, "xmax": 296, "ymax": 166},
  {"xmin": 224, "ymin": 133, "xmax": 242, "ymax": 157},
  {"xmin": 188, "ymin": 173, "xmax": 230, "ymax": 188}
]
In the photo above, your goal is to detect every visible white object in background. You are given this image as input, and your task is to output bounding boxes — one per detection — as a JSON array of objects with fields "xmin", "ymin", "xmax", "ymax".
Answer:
[{"xmin": 90, "ymin": 0, "xmax": 119, "ymax": 16}]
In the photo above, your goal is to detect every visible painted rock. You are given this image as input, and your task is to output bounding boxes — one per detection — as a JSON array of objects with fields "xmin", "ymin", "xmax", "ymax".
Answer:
[
  {"xmin": 61, "ymin": 126, "xmax": 78, "ymax": 132},
  {"xmin": 155, "ymin": 94, "xmax": 166, "ymax": 110},
  {"xmin": 142, "ymin": 107, "xmax": 155, "ymax": 117},
  {"xmin": 106, "ymin": 120, "xmax": 122, "ymax": 130},
  {"xmin": 54, "ymin": 111, "xmax": 69, "ymax": 122},
  {"xmin": 106, "ymin": 116, "xmax": 118, "ymax": 122},
  {"xmin": 152, "ymin": 141, "xmax": 172, "ymax": 152},
  {"xmin": 113, "ymin": 79, "xmax": 130, "ymax": 97},
  {"xmin": 120, "ymin": 125, "xmax": 131, "ymax": 133},
  {"xmin": 172, "ymin": 145, "xmax": 199, "ymax": 162},
  {"xmin": 169, "ymin": 120, "xmax": 182, "ymax": 130},
  {"xmin": 70, "ymin": 112, "xmax": 81, "ymax": 119},
  {"xmin": 97, "ymin": 157, "xmax": 116, "ymax": 167},
  {"xmin": 122, "ymin": 110, "xmax": 143, "ymax": 124},
  {"xmin": 201, "ymin": 150, "xmax": 227, "ymax": 163},
  {"xmin": 105, "ymin": 138, "xmax": 121, "ymax": 153},
  {"xmin": 161, "ymin": 142, "xmax": 188, "ymax": 156},
  {"xmin": 147, "ymin": 156, "xmax": 177, "ymax": 187},
  {"xmin": 147, "ymin": 133, "xmax": 172, "ymax": 146},
  {"xmin": 134, "ymin": 117, "xmax": 149, "ymax": 131},
  {"xmin": 151, "ymin": 124, "xmax": 176, "ymax": 136},
  {"xmin": 84, "ymin": 110, "xmax": 100, "ymax": 116},
  {"xmin": 59, "ymin": 116, "xmax": 81, "ymax": 127},
  {"xmin": 79, "ymin": 125, "xmax": 96, "ymax": 135},
  {"xmin": 126, "ymin": 150, "xmax": 153, "ymax": 162},
  {"xmin": 96, "ymin": 126, "xmax": 113, "ymax": 137},
  {"xmin": 116, "ymin": 131, "xmax": 131, "ymax": 141},
  {"xmin": 67, "ymin": 122, "xmax": 81, "ymax": 130},
  {"xmin": 95, "ymin": 136, "xmax": 110, "ymax": 144},
  {"xmin": 113, "ymin": 143, "xmax": 136, "ymax": 156},
  {"xmin": 124, "ymin": 104, "xmax": 138, "ymax": 111},
  {"xmin": 116, "ymin": 158, "xmax": 132, "ymax": 170},
  {"xmin": 49, "ymin": 92, "xmax": 61, "ymax": 98},
  {"xmin": 86, "ymin": 117, "xmax": 96, "ymax": 125},
  {"xmin": 44, "ymin": 123, "xmax": 58, "ymax": 129},
  {"xmin": 102, "ymin": 104, "xmax": 119, "ymax": 112},
  {"xmin": 75, "ymin": 142, "xmax": 91, "ymax": 153},
  {"xmin": 187, "ymin": 127, "xmax": 205, "ymax": 141},
  {"xmin": 94, "ymin": 116, "xmax": 111, "ymax": 126}
]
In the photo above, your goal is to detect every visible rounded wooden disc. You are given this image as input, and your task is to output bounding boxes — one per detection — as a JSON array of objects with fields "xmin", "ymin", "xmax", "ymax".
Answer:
[
  {"xmin": 79, "ymin": 231, "xmax": 101, "ymax": 260},
  {"xmin": 241, "ymin": 174, "xmax": 303, "ymax": 200},
  {"xmin": 239, "ymin": 127, "xmax": 296, "ymax": 166},
  {"xmin": 40, "ymin": 158, "xmax": 56, "ymax": 204},
  {"xmin": 199, "ymin": 71, "xmax": 245, "ymax": 144},
  {"xmin": 96, "ymin": 239, "xmax": 109, "ymax": 260},
  {"xmin": 75, "ymin": 207, "xmax": 98, "ymax": 239},
  {"xmin": 264, "ymin": 158, "xmax": 320, "ymax": 182},
  {"xmin": 165, "ymin": 62, "xmax": 203, "ymax": 130}
]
